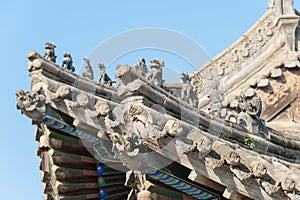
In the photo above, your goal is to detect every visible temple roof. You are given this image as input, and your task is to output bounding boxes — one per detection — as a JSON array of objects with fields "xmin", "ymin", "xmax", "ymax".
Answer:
[{"xmin": 16, "ymin": 1, "xmax": 300, "ymax": 200}]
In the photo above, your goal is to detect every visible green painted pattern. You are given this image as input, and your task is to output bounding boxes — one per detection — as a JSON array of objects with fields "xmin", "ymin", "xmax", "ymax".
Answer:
[
  {"xmin": 42, "ymin": 117, "xmax": 100, "ymax": 144},
  {"xmin": 147, "ymin": 170, "xmax": 218, "ymax": 200}
]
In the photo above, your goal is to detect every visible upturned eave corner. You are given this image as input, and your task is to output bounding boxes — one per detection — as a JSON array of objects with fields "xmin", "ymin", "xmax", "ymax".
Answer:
[{"xmin": 15, "ymin": 1, "xmax": 300, "ymax": 199}]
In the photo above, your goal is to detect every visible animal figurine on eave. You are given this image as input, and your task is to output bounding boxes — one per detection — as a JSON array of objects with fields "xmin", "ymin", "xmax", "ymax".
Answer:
[
  {"xmin": 62, "ymin": 52, "xmax": 75, "ymax": 72},
  {"xmin": 98, "ymin": 63, "xmax": 113, "ymax": 86},
  {"xmin": 82, "ymin": 58, "xmax": 94, "ymax": 80}
]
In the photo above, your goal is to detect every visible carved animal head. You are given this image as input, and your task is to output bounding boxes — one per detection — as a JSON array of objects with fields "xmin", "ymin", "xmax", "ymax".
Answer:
[
  {"xmin": 16, "ymin": 89, "xmax": 26, "ymax": 99},
  {"xmin": 163, "ymin": 119, "xmax": 183, "ymax": 137},
  {"xmin": 83, "ymin": 58, "xmax": 90, "ymax": 65},
  {"xmin": 63, "ymin": 52, "xmax": 71, "ymax": 57},
  {"xmin": 45, "ymin": 42, "xmax": 56, "ymax": 49},
  {"xmin": 281, "ymin": 176, "xmax": 295, "ymax": 192},
  {"xmin": 110, "ymin": 132, "xmax": 123, "ymax": 144},
  {"xmin": 225, "ymin": 151, "xmax": 240, "ymax": 166},
  {"xmin": 250, "ymin": 161, "xmax": 267, "ymax": 178},
  {"xmin": 196, "ymin": 136, "xmax": 212, "ymax": 158},
  {"xmin": 158, "ymin": 59, "xmax": 164, "ymax": 66},
  {"xmin": 98, "ymin": 63, "xmax": 105, "ymax": 70},
  {"xmin": 138, "ymin": 58, "xmax": 146, "ymax": 65},
  {"xmin": 56, "ymin": 86, "xmax": 70, "ymax": 99},
  {"xmin": 150, "ymin": 59, "xmax": 158, "ymax": 64},
  {"xmin": 180, "ymin": 72, "xmax": 190, "ymax": 82},
  {"xmin": 95, "ymin": 101, "xmax": 110, "ymax": 116}
]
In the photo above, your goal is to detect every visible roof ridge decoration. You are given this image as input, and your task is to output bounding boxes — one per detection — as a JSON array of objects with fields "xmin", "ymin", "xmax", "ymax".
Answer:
[
  {"xmin": 16, "ymin": 1, "xmax": 300, "ymax": 199},
  {"xmin": 17, "ymin": 45, "xmax": 300, "ymax": 199},
  {"xmin": 190, "ymin": 0, "xmax": 300, "ymax": 110}
]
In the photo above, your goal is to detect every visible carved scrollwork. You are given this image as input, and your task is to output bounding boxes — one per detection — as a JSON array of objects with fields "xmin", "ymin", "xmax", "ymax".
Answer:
[
  {"xmin": 190, "ymin": 73, "xmax": 205, "ymax": 98},
  {"xmin": 240, "ymin": 37, "xmax": 251, "ymax": 58},
  {"xmin": 204, "ymin": 155, "xmax": 225, "ymax": 169},
  {"xmin": 191, "ymin": 7, "xmax": 277, "ymax": 94},
  {"xmin": 16, "ymin": 90, "xmax": 46, "ymax": 121},
  {"xmin": 225, "ymin": 151, "xmax": 241, "ymax": 166},
  {"xmin": 109, "ymin": 131, "xmax": 142, "ymax": 157},
  {"xmin": 284, "ymin": 51, "xmax": 300, "ymax": 68},
  {"xmin": 64, "ymin": 92, "xmax": 90, "ymax": 110}
]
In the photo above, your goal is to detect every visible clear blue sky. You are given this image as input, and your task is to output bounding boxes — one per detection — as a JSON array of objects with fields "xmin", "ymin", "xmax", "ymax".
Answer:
[{"xmin": 1, "ymin": 1, "xmax": 299, "ymax": 199}]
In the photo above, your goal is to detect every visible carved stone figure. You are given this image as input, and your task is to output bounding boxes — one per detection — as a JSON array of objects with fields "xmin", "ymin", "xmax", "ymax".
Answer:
[
  {"xmin": 82, "ymin": 58, "xmax": 94, "ymax": 80},
  {"xmin": 104, "ymin": 104, "xmax": 147, "ymax": 158},
  {"xmin": 280, "ymin": 176, "xmax": 295, "ymax": 192},
  {"xmin": 246, "ymin": 95, "xmax": 262, "ymax": 118},
  {"xmin": 43, "ymin": 42, "xmax": 56, "ymax": 63},
  {"xmin": 62, "ymin": 52, "xmax": 75, "ymax": 72},
  {"xmin": 16, "ymin": 90, "xmax": 46, "ymax": 121},
  {"xmin": 146, "ymin": 59, "xmax": 164, "ymax": 86},
  {"xmin": 98, "ymin": 63, "xmax": 113, "ymax": 86},
  {"xmin": 196, "ymin": 135, "xmax": 212, "ymax": 159},
  {"xmin": 94, "ymin": 100, "xmax": 110, "ymax": 117},
  {"xmin": 179, "ymin": 72, "xmax": 198, "ymax": 107},
  {"xmin": 132, "ymin": 58, "xmax": 147, "ymax": 75},
  {"xmin": 234, "ymin": 90, "xmax": 268, "ymax": 135},
  {"xmin": 250, "ymin": 161, "xmax": 267, "ymax": 178},
  {"xmin": 207, "ymin": 80, "xmax": 226, "ymax": 118},
  {"xmin": 163, "ymin": 119, "xmax": 183, "ymax": 137},
  {"xmin": 213, "ymin": 142, "xmax": 240, "ymax": 166}
]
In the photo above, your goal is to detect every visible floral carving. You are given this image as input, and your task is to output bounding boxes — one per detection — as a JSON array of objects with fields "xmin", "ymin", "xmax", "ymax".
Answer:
[{"xmin": 191, "ymin": 9, "xmax": 276, "ymax": 99}]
